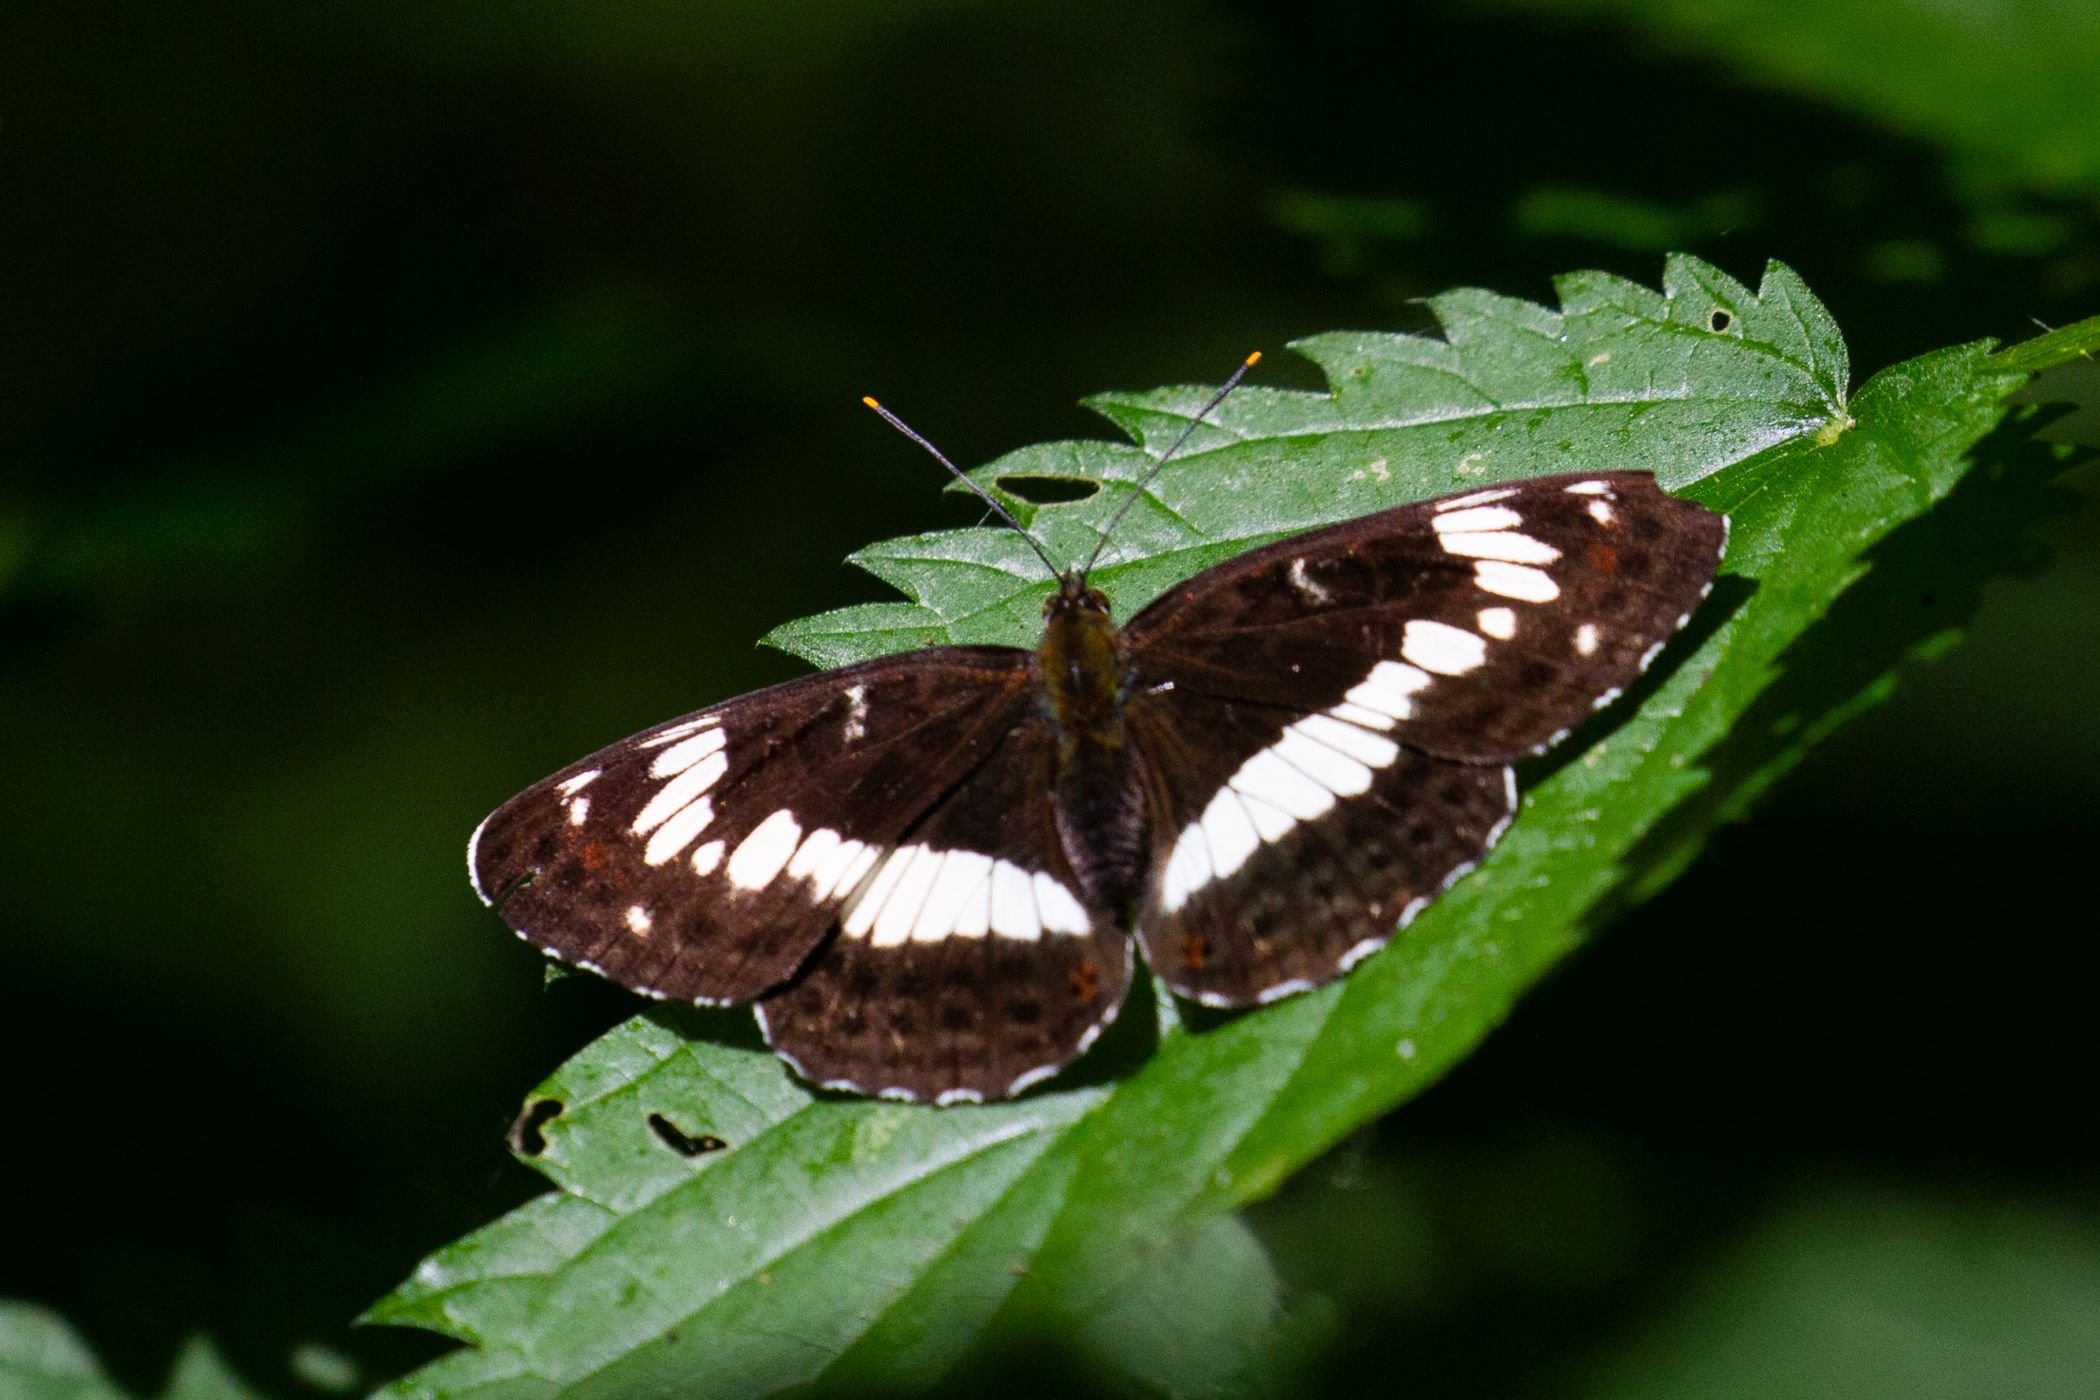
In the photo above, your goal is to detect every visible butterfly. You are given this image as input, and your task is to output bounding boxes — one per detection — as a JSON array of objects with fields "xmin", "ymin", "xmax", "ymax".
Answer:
[{"xmin": 470, "ymin": 360, "xmax": 1727, "ymax": 1104}]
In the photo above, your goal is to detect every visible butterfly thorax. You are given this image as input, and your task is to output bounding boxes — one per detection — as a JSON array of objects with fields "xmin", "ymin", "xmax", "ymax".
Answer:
[{"xmin": 1038, "ymin": 574, "xmax": 1147, "ymax": 913}]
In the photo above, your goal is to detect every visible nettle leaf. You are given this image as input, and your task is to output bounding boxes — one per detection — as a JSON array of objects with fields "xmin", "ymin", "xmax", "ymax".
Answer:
[
  {"xmin": 369, "ymin": 260, "xmax": 2094, "ymax": 1398},
  {"xmin": 769, "ymin": 254, "xmax": 1847, "ymax": 667}
]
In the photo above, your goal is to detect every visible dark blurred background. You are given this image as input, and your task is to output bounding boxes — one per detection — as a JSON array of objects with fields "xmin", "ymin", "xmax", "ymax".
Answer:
[{"xmin": 2, "ymin": 1, "xmax": 2096, "ymax": 1395}]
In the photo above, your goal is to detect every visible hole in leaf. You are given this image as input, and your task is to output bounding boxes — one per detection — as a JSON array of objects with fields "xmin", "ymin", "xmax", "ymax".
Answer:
[
  {"xmin": 509, "ymin": 1098, "xmax": 565, "ymax": 1156},
  {"xmin": 996, "ymin": 475, "xmax": 1100, "ymax": 505},
  {"xmin": 1707, "ymin": 308, "xmax": 1735, "ymax": 333},
  {"xmin": 648, "ymin": 1112, "xmax": 727, "ymax": 1157}
]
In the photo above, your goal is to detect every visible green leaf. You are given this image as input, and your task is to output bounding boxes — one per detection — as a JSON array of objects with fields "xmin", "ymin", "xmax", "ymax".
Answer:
[
  {"xmin": 368, "ymin": 257, "xmax": 2082, "ymax": 1397},
  {"xmin": 0, "ymin": 1305, "xmax": 270, "ymax": 1400}
]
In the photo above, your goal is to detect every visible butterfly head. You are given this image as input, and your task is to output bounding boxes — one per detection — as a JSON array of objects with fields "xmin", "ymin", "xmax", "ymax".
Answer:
[{"xmin": 1047, "ymin": 570, "xmax": 1111, "ymax": 619}]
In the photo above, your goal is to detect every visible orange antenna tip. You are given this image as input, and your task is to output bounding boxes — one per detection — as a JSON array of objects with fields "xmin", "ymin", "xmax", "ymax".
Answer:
[
  {"xmin": 861, "ymin": 395, "xmax": 882, "ymax": 410},
  {"xmin": 1244, "ymin": 350, "xmax": 1263, "ymax": 367}
]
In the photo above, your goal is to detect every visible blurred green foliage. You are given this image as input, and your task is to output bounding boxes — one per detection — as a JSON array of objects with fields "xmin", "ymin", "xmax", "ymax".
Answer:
[
  {"xmin": 1, "ymin": 1304, "xmax": 271, "ymax": 1400},
  {"xmin": 1, "ymin": 0, "xmax": 2095, "ymax": 1396}
]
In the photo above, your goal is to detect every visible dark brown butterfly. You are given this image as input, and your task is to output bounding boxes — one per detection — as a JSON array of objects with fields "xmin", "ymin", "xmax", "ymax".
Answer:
[{"xmin": 470, "ymin": 365, "xmax": 1725, "ymax": 1103}]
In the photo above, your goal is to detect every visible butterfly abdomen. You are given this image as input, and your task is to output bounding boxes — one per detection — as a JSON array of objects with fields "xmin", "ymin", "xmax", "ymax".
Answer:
[{"xmin": 1039, "ymin": 577, "xmax": 1149, "ymax": 912}]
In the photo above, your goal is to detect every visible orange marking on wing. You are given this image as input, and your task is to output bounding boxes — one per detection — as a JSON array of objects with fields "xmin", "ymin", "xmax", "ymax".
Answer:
[
  {"xmin": 1588, "ymin": 542, "xmax": 1619, "ymax": 574},
  {"xmin": 1068, "ymin": 959, "xmax": 1100, "ymax": 1002},
  {"xmin": 1182, "ymin": 934, "xmax": 1210, "ymax": 969}
]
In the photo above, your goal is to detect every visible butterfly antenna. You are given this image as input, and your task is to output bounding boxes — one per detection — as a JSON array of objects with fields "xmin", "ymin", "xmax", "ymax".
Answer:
[
  {"xmin": 1079, "ymin": 350, "xmax": 1261, "ymax": 581},
  {"xmin": 862, "ymin": 395, "xmax": 1064, "ymax": 579}
]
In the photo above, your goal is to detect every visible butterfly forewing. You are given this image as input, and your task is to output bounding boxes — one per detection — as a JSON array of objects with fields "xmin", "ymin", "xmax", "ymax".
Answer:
[
  {"xmin": 470, "ymin": 648, "xmax": 1035, "ymax": 1004},
  {"xmin": 1123, "ymin": 472, "xmax": 1726, "ymax": 761},
  {"xmin": 1121, "ymin": 470, "xmax": 1724, "ymax": 1005},
  {"xmin": 756, "ymin": 716, "xmax": 1131, "ymax": 1103}
]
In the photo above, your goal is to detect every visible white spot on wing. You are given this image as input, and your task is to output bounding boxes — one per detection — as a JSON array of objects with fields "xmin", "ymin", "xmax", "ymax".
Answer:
[
  {"xmin": 555, "ymin": 770, "xmax": 601, "ymax": 796},
  {"xmin": 1476, "ymin": 606, "xmax": 1517, "ymax": 640},
  {"xmin": 1228, "ymin": 747, "xmax": 1336, "ymax": 822},
  {"xmin": 1437, "ymin": 530, "xmax": 1561, "ymax": 564},
  {"xmin": 1236, "ymin": 788, "xmax": 1296, "ymax": 842},
  {"xmin": 1588, "ymin": 499, "xmax": 1615, "ymax": 525},
  {"xmin": 990, "ymin": 859, "xmax": 1040, "ymax": 940},
  {"xmin": 871, "ymin": 846, "xmax": 944, "ymax": 946},
  {"xmin": 1006, "ymin": 1060, "xmax": 1063, "ymax": 1096},
  {"xmin": 1339, "ymin": 936, "xmax": 1386, "ymax": 971},
  {"xmin": 843, "ymin": 684, "xmax": 868, "ymax": 742},
  {"xmin": 1575, "ymin": 622, "xmax": 1600, "ymax": 656},
  {"xmin": 1199, "ymin": 789, "xmax": 1262, "ymax": 881},
  {"xmin": 1436, "ymin": 487, "xmax": 1518, "ymax": 511},
  {"xmin": 1032, "ymin": 873, "xmax": 1090, "ymax": 935},
  {"xmin": 1432, "ymin": 505, "xmax": 1523, "ymax": 534},
  {"xmin": 1161, "ymin": 821, "xmax": 1213, "ymax": 913},
  {"xmin": 1287, "ymin": 557, "xmax": 1332, "ymax": 604},
  {"xmin": 649, "ymin": 728, "xmax": 726, "ymax": 779},
  {"xmin": 1256, "ymin": 976, "xmax": 1315, "ymax": 1005},
  {"xmin": 1474, "ymin": 560, "xmax": 1560, "ymax": 602},
  {"xmin": 1293, "ymin": 713, "xmax": 1400, "ymax": 769},
  {"xmin": 567, "ymin": 796, "xmax": 590, "ymax": 826},
  {"xmin": 913, "ymin": 851, "xmax": 994, "ymax": 942},
  {"xmin": 727, "ymin": 809, "xmax": 802, "ymax": 891},
  {"xmin": 631, "ymin": 752, "xmax": 729, "ymax": 835},
  {"xmin": 1274, "ymin": 726, "xmax": 1375, "ymax": 796},
  {"xmin": 1346, "ymin": 659, "xmax": 1433, "ymax": 719},
  {"xmin": 843, "ymin": 845, "xmax": 913, "ymax": 937},
  {"xmin": 1402, "ymin": 619, "xmax": 1487, "ymax": 676},
  {"xmin": 625, "ymin": 904, "xmax": 653, "ymax": 936},
  {"xmin": 955, "ymin": 861, "xmax": 993, "ymax": 938},
  {"xmin": 1564, "ymin": 480, "xmax": 1611, "ymax": 495},
  {"xmin": 642, "ymin": 795, "xmax": 715, "ymax": 865},
  {"xmin": 825, "ymin": 843, "xmax": 880, "ymax": 902},
  {"xmin": 1162, "ymin": 707, "xmax": 1411, "ymax": 912},
  {"xmin": 786, "ymin": 825, "xmax": 842, "ymax": 882},
  {"xmin": 836, "ymin": 846, "xmax": 1077, "ymax": 943},
  {"xmin": 637, "ymin": 718, "xmax": 716, "ymax": 749},
  {"xmin": 691, "ymin": 840, "xmax": 725, "ymax": 875}
]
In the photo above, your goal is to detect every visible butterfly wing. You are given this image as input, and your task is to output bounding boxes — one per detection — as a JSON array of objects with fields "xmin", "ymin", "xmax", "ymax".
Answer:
[
  {"xmin": 1129, "ymin": 688, "xmax": 1514, "ymax": 1006},
  {"xmin": 756, "ymin": 715, "xmax": 1132, "ymax": 1104},
  {"xmin": 1124, "ymin": 470, "xmax": 1725, "ymax": 1005},
  {"xmin": 469, "ymin": 647, "xmax": 1038, "ymax": 1005}
]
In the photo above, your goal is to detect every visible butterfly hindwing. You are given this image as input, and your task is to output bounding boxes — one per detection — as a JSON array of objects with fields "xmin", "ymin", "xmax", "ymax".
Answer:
[
  {"xmin": 1129, "ymin": 688, "xmax": 1513, "ymax": 1005},
  {"xmin": 469, "ymin": 648, "xmax": 1036, "ymax": 1004},
  {"xmin": 1120, "ymin": 470, "xmax": 1724, "ymax": 1005},
  {"xmin": 757, "ymin": 716, "xmax": 1132, "ymax": 1103}
]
